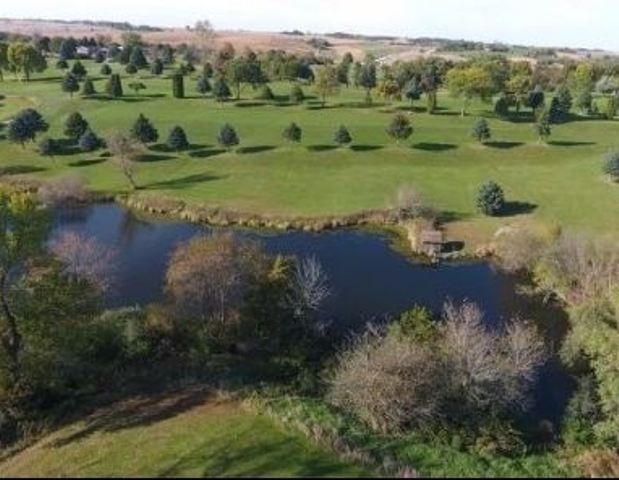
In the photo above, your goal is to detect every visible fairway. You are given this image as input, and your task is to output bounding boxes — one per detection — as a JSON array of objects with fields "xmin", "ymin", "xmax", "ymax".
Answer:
[
  {"xmin": 0, "ymin": 390, "xmax": 369, "ymax": 477},
  {"xmin": 1, "ymin": 61, "xmax": 619, "ymax": 241}
]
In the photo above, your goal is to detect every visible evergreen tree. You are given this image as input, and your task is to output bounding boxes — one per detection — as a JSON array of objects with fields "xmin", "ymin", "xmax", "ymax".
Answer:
[
  {"xmin": 56, "ymin": 59, "xmax": 68, "ymax": 70},
  {"xmin": 70, "ymin": 60, "xmax": 87, "ymax": 80},
  {"xmin": 534, "ymin": 109, "xmax": 552, "ymax": 143},
  {"xmin": 150, "ymin": 58, "xmax": 163, "ymax": 75},
  {"xmin": 576, "ymin": 90, "xmax": 593, "ymax": 115},
  {"xmin": 403, "ymin": 78, "xmax": 422, "ymax": 104},
  {"xmin": 106, "ymin": 74, "xmax": 123, "ymax": 98},
  {"xmin": 100, "ymin": 63, "xmax": 112, "ymax": 76},
  {"xmin": 7, "ymin": 108, "xmax": 49, "ymax": 146},
  {"xmin": 359, "ymin": 59, "xmax": 377, "ymax": 104},
  {"xmin": 172, "ymin": 73, "xmax": 185, "ymax": 99},
  {"xmin": 528, "ymin": 85, "xmax": 545, "ymax": 110},
  {"xmin": 212, "ymin": 77, "xmax": 231, "ymax": 102},
  {"xmin": 334, "ymin": 125, "xmax": 352, "ymax": 146},
  {"xmin": 94, "ymin": 50, "xmax": 106, "ymax": 63},
  {"xmin": 125, "ymin": 63, "xmax": 138, "ymax": 75},
  {"xmin": 476, "ymin": 181, "xmax": 505, "ymax": 216},
  {"xmin": 81, "ymin": 78, "xmax": 96, "ymax": 96},
  {"xmin": 129, "ymin": 46, "xmax": 148, "ymax": 69},
  {"xmin": 61, "ymin": 72, "xmax": 80, "ymax": 98},
  {"xmin": 556, "ymin": 85, "xmax": 573, "ymax": 117},
  {"xmin": 167, "ymin": 126, "xmax": 190, "ymax": 151},
  {"xmin": 282, "ymin": 122, "xmax": 302, "ymax": 144},
  {"xmin": 58, "ymin": 39, "xmax": 76, "ymax": 60},
  {"xmin": 290, "ymin": 84, "xmax": 305, "ymax": 103},
  {"xmin": 217, "ymin": 123, "xmax": 239, "ymax": 151},
  {"xmin": 471, "ymin": 118, "xmax": 492, "ymax": 143},
  {"xmin": 386, "ymin": 114, "xmax": 413, "ymax": 144},
  {"xmin": 64, "ymin": 112, "xmax": 89, "ymax": 141},
  {"xmin": 131, "ymin": 113, "xmax": 159, "ymax": 144},
  {"xmin": 494, "ymin": 94, "xmax": 510, "ymax": 118},
  {"xmin": 202, "ymin": 62, "xmax": 214, "ymax": 78},
  {"xmin": 38, "ymin": 137, "xmax": 59, "ymax": 158},
  {"xmin": 196, "ymin": 75, "xmax": 211, "ymax": 97},
  {"xmin": 78, "ymin": 128, "xmax": 102, "ymax": 152}
]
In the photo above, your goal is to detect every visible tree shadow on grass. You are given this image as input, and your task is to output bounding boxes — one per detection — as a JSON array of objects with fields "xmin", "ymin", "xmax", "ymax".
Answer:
[
  {"xmin": 413, "ymin": 142, "xmax": 458, "ymax": 152},
  {"xmin": 547, "ymin": 140, "xmax": 596, "ymax": 147},
  {"xmin": 84, "ymin": 95, "xmax": 150, "ymax": 103},
  {"xmin": 50, "ymin": 386, "xmax": 213, "ymax": 448},
  {"xmin": 69, "ymin": 158, "xmax": 107, "ymax": 167},
  {"xmin": 151, "ymin": 143, "xmax": 208, "ymax": 153},
  {"xmin": 0, "ymin": 165, "xmax": 46, "ymax": 175},
  {"xmin": 438, "ymin": 210, "xmax": 473, "ymax": 224},
  {"xmin": 307, "ymin": 144, "xmax": 338, "ymax": 152},
  {"xmin": 350, "ymin": 144, "xmax": 383, "ymax": 152},
  {"xmin": 189, "ymin": 149, "xmax": 227, "ymax": 159},
  {"xmin": 145, "ymin": 173, "xmax": 222, "ymax": 190},
  {"xmin": 136, "ymin": 153, "xmax": 177, "ymax": 163},
  {"xmin": 237, "ymin": 145, "xmax": 276, "ymax": 154},
  {"xmin": 498, "ymin": 201, "xmax": 538, "ymax": 217},
  {"xmin": 393, "ymin": 105, "xmax": 427, "ymax": 113},
  {"xmin": 234, "ymin": 101, "xmax": 268, "ymax": 108},
  {"xmin": 485, "ymin": 141, "xmax": 525, "ymax": 149},
  {"xmin": 432, "ymin": 110, "xmax": 461, "ymax": 117}
]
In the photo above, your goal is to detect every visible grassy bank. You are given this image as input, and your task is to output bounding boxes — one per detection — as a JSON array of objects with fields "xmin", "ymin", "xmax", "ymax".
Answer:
[{"xmin": 1, "ymin": 62, "xmax": 618, "ymax": 247}]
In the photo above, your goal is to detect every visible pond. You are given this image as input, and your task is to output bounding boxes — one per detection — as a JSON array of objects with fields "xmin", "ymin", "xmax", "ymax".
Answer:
[{"xmin": 51, "ymin": 203, "xmax": 573, "ymax": 422}]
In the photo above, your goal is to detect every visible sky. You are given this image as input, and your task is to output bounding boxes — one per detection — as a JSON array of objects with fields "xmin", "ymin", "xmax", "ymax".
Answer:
[{"xmin": 2, "ymin": 0, "xmax": 617, "ymax": 50}]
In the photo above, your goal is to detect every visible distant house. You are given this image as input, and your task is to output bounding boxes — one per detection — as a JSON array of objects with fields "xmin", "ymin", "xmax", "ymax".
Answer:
[
  {"xmin": 76, "ymin": 46, "xmax": 91, "ymax": 57},
  {"xmin": 420, "ymin": 229, "xmax": 444, "ymax": 258}
]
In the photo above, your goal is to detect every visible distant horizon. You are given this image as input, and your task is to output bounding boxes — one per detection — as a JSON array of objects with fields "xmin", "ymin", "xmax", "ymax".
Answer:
[{"xmin": 1, "ymin": 0, "xmax": 617, "ymax": 51}]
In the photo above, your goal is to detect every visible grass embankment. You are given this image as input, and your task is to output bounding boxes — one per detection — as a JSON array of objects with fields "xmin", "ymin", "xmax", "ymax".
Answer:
[
  {"xmin": 0, "ymin": 388, "xmax": 370, "ymax": 477},
  {"xmin": 1, "ymin": 62, "xmax": 618, "ymax": 247}
]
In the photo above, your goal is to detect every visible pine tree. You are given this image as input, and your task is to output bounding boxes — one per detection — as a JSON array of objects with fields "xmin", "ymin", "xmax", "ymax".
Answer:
[
  {"xmin": 131, "ymin": 113, "xmax": 159, "ymax": 144},
  {"xmin": 334, "ymin": 125, "xmax": 352, "ymax": 146},
  {"xmin": 282, "ymin": 122, "xmax": 302, "ymax": 144},
  {"xmin": 64, "ymin": 112, "xmax": 89, "ymax": 141},
  {"xmin": 81, "ymin": 78, "xmax": 96, "ymax": 96},
  {"xmin": 217, "ymin": 123, "xmax": 239, "ymax": 151},
  {"xmin": 106, "ymin": 74, "xmax": 123, "ymax": 98},
  {"xmin": 471, "ymin": 118, "xmax": 491, "ymax": 143},
  {"xmin": 78, "ymin": 128, "xmax": 102, "ymax": 152},
  {"xmin": 534, "ymin": 109, "xmax": 552, "ymax": 143},
  {"xmin": 94, "ymin": 50, "xmax": 106, "ymax": 63},
  {"xmin": 56, "ymin": 59, "xmax": 69, "ymax": 70},
  {"xmin": 167, "ymin": 126, "xmax": 190, "ymax": 151},
  {"xmin": 290, "ymin": 84, "xmax": 305, "ymax": 103},
  {"xmin": 129, "ymin": 46, "xmax": 148, "ymax": 69},
  {"xmin": 212, "ymin": 77, "xmax": 231, "ymax": 102},
  {"xmin": 556, "ymin": 85, "xmax": 573, "ymax": 117},
  {"xmin": 62, "ymin": 72, "xmax": 80, "ymax": 98},
  {"xmin": 7, "ymin": 109, "xmax": 49, "ymax": 146},
  {"xmin": 150, "ymin": 58, "xmax": 163, "ymax": 75},
  {"xmin": 70, "ymin": 60, "xmax": 87, "ymax": 80},
  {"xmin": 386, "ymin": 114, "xmax": 413, "ymax": 144},
  {"xmin": 172, "ymin": 73, "xmax": 185, "ymax": 99},
  {"xmin": 494, "ymin": 95, "xmax": 510, "ymax": 119},
  {"xmin": 477, "ymin": 181, "xmax": 505, "ymax": 216},
  {"xmin": 100, "ymin": 63, "xmax": 112, "ymax": 76},
  {"xmin": 196, "ymin": 75, "xmax": 211, "ymax": 97}
]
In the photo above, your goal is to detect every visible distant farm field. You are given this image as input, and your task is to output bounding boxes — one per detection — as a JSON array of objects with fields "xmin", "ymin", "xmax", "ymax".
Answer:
[{"xmin": 1, "ymin": 61, "xmax": 619, "ymax": 243}]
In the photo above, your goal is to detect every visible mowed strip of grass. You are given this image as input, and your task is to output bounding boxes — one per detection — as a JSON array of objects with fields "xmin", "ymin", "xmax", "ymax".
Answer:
[
  {"xmin": 1, "ymin": 62, "xmax": 619, "ymax": 238},
  {"xmin": 0, "ymin": 390, "xmax": 370, "ymax": 477}
]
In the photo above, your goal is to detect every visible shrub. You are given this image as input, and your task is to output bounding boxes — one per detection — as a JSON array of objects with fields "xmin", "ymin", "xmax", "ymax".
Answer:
[
  {"xmin": 471, "ymin": 118, "xmax": 491, "ymax": 143},
  {"xmin": 282, "ymin": 122, "xmax": 302, "ymax": 143},
  {"xmin": 81, "ymin": 78, "xmax": 96, "ymax": 96},
  {"xmin": 79, "ymin": 129, "xmax": 103, "ymax": 152},
  {"xmin": 131, "ymin": 113, "xmax": 159, "ymax": 144},
  {"xmin": 70, "ymin": 60, "xmax": 87, "ymax": 79},
  {"xmin": 494, "ymin": 95, "xmax": 509, "ymax": 118},
  {"xmin": 386, "ymin": 114, "xmax": 413, "ymax": 144},
  {"xmin": 476, "ymin": 181, "xmax": 505, "ymax": 216},
  {"xmin": 150, "ymin": 58, "xmax": 164, "ymax": 75},
  {"xmin": 603, "ymin": 150, "xmax": 619, "ymax": 181},
  {"xmin": 388, "ymin": 305, "xmax": 437, "ymax": 343},
  {"xmin": 167, "ymin": 126, "xmax": 190, "ymax": 151},
  {"xmin": 100, "ymin": 63, "xmax": 112, "ymax": 76},
  {"xmin": 64, "ymin": 112, "xmax": 89, "ymax": 141},
  {"xmin": 172, "ymin": 73, "xmax": 185, "ymax": 99},
  {"xmin": 196, "ymin": 75, "xmax": 211, "ymax": 97},
  {"xmin": 213, "ymin": 78, "xmax": 232, "ymax": 102},
  {"xmin": 125, "ymin": 63, "xmax": 138, "ymax": 75},
  {"xmin": 218, "ymin": 123, "xmax": 239, "ymax": 150},
  {"xmin": 56, "ymin": 59, "xmax": 68, "ymax": 70},
  {"xmin": 38, "ymin": 176, "xmax": 89, "ymax": 207},
  {"xmin": 334, "ymin": 125, "xmax": 352, "ymax": 146},
  {"xmin": 38, "ymin": 137, "xmax": 59, "ymax": 158}
]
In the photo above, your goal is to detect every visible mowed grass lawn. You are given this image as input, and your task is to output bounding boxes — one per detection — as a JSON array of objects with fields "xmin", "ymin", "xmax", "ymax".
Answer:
[
  {"xmin": 1, "ymin": 61, "xmax": 619, "ymax": 239},
  {"xmin": 0, "ymin": 389, "xmax": 369, "ymax": 477}
]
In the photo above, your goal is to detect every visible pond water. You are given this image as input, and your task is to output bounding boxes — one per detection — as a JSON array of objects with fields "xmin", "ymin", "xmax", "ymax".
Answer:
[{"xmin": 51, "ymin": 203, "xmax": 573, "ymax": 421}]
